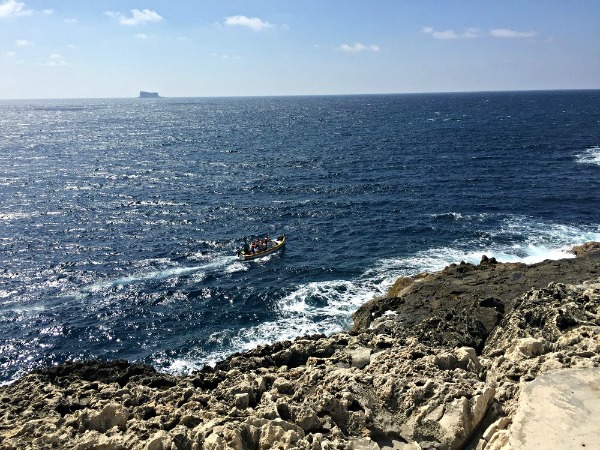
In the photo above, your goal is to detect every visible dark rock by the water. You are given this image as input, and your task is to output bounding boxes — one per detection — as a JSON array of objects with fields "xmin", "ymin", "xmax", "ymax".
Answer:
[
  {"xmin": 139, "ymin": 91, "xmax": 160, "ymax": 98},
  {"xmin": 1, "ymin": 243, "xmax": 599, "ymax": 449}
]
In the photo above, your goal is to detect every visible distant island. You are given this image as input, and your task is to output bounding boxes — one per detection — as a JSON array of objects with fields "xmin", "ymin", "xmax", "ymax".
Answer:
[{"xmin": 138, "ymin": 91, "xmax": 160, "ymax": 98}]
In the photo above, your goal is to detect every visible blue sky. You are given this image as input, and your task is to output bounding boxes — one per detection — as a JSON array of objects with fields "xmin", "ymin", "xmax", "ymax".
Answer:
[{"xmin": 1, "ymin": 0, "xmax": 599, "ymax": 99}]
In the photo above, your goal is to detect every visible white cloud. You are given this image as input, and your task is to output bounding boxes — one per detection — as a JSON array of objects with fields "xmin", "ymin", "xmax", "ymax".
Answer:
[
  {"xmin": 340, "ymin": 43, "xmax": 380, "ymax": 53},
  {"xmin": 135, "ymin": 33, "xmax": 148, "ymax": 40},
  {"xmin": 46, "ymin": 53, "xmax": 66, "ymax": 66},
  {"xmin": 6, "ymin": 51, "xmax": 16, "ymax": 57},
  {"xmin": 224, "ymin": 15, "xmax": 273, "ymax": 31},
  {"xmin": 64, "ymin": 18, "xmax": 77, "ymax": 24},
  {"xmin": 116, "ymin": 9, "xmax": 163, "ymax": 26},
  {"xmin": 126, "ymin": 9, "xmax": 162, "ymax": 25},
  {"xmin": 16, "ymin": 39, "xmax": 31, "ymax": 46},
  {"xmin": 490, "ymin": 28, "xmax": 538, "ymax": 38},
  {"xmin": 422, "ymin": 26, "xmax": 480, "ymax": 40},
  {"xmin": 210, "ymin": 52, "xmax": 241, "ymax": 60},
  {"xmin": 42, "ymin": 8, "xmax": 53, "ymax": 15},
  {"xmin": 0, "ymin": 0, "xmax": 32, "ymax": 18},
  {"xmin": 433, "ymin": 30, "xmax": 459, "ymax": 40},
  {"xmin": 423, "ymin": 26, "xmax": 537, "ymax": 40}
]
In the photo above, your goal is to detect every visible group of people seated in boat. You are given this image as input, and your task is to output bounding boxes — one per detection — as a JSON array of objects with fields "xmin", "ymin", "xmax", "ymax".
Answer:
[{"xmin": 240, "ymin": 237, "xmax": 273, "ymax": 255}]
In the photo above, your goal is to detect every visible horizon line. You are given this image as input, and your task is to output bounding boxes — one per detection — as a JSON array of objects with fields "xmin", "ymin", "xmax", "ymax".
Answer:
[{"xmin": 1, "ymin": 87, "xmax": 599, "ymax": 102}]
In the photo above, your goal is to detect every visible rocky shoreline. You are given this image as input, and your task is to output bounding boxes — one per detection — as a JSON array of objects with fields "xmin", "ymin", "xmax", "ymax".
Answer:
[{"xmin": 1, "ymin": 243, "xmax": 599, "ymax": 449}]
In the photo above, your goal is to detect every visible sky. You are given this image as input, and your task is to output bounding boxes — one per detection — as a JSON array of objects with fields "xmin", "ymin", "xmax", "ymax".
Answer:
[{"xmin": 1, "ymin": 0, "xmax": 599, "ymax": 99}]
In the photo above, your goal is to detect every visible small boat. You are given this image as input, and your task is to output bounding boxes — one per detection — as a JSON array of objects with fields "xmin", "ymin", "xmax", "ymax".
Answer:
[{"xmin": 237, "ymin": 235, "xmax": 286, "ymax": 260}]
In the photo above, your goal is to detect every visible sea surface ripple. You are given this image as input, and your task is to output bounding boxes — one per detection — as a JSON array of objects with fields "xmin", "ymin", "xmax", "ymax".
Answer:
[{"xmin": 1, "ymin": 91, "xmax": 599, "ymax": 383}]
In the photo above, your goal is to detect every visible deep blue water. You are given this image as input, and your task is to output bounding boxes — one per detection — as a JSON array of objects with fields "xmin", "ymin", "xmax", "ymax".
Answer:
[{"xmin": 1, "ymin": 91, "xmax": 599, "ymax": 383}]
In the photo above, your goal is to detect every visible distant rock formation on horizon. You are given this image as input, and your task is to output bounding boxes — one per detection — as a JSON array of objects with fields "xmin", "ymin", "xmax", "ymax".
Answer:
[{"xmin": 138, "ymin": 91, "xmax": 160, "ymax": 98}]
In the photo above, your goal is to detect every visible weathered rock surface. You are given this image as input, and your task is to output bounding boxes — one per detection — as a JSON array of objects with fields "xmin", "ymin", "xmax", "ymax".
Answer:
[
  {"xmin": 487, "ymin": 367, "xmax": 600, "ymax": 449},
  {"xmin": 1, "ymin": 244, "xmax": 599, "ymax": 450}
]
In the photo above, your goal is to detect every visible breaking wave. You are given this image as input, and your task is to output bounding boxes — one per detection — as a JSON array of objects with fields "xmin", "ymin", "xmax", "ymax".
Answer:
[
  {"xmin": 575, "ymin": 146, "xmax": 600, "ymax": 166},
  {"xmin": 160, "ymin": 216, "xmax": 600, "ymax": 375}
]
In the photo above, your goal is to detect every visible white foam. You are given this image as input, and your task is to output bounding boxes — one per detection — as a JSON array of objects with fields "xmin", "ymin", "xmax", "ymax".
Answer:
[
  {"xmin": 575, "ymin": 146, "xmax": 600, "ymax": 166},
  {"xmin": 493, "ymin": 245, "xmax": 574, "ymax": 264},
  {"xmin": 161, "ymin": 216, "xmax": 600, "ymax": 375},
  {"xmin": 0, "ymin": 289, "xmax": 18, "ymax": 299},
  {"xmin": 430, "ymin": 211, "xmax": 489, "ymax": 222},
  {"xmin": 225, "ymin": 262, "xmax": 249, "ymax": 274},
  {"xmin": 0, "ymin": 212, "xmax": 39, "ymax": 221},
  {"xmin": 85, "ymin": 255, "xmax": 238, "ymax": 292},
  {"xmin": 163, "ymin": 358, "xmax": 203, "ymax": 375},
  {"xmin": 384, "ymin": 219, "xmax": 597, "ymax": 272},
  {"xmin": 175, "ymin": 274, "xmax": 395, "ymax": 374},
  {"xmin": 0, "ymin": 304, "xmax": 46, "ymax": 315}
]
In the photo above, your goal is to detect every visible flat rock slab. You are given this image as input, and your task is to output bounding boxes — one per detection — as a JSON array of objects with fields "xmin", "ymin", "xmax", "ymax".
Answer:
[{"xmin": 509, "ymin": 368, "xmax": 600, "ymax": 449}]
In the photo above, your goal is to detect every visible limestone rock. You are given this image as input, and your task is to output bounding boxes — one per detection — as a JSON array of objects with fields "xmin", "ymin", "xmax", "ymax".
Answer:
[
  {"xmin": 80, "ymin": 403, "xmax": 130, "ymax": 433},
  {"xmin": 485, "ymin": 368, "xmax": 600, "ymax": 449},
  {"xmin": 1, "ymin": 249, "xmax": 600, "ymax": 450},
  {"xmin": 570, "ymin": 241, "xmax": 600, "ymax": 257},
  {"xmin": 145, "ymin": 431, "xmax": 172, "ymax": 450}
]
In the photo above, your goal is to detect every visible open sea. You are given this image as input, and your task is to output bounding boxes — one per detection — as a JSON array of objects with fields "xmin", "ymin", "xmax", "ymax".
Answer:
[{"xmin": 1, "ymin": 91, "xmax": 599, "ymax": 384}]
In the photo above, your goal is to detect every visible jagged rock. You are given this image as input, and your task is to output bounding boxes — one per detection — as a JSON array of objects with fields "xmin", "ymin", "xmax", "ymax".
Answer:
[
  {"xmin": 235, "ymin": 393, "xmax": 250, "ymax": 409},
  {"xmin": 480, "ymin": 255, "xmax": 498, "ymax": 266},
  {"xmin": 435, "ymin": 386, "xmax": 495, "ymax": 449},
  {"xmin": 352, "ymin": 247, "xmax": 600, "ymax": 335},
  {"xmin": 481, "ymin": 417, "xmax": 511, "ymax": 442},
  {"xmin": 79, "ymin": 403, "xmax": 129, "ymax": 433},
  {"xmin": 1, "ymin": 248, "xmax": 600, "ymax": 450},
  {"xmin": 570, "ymin": 241, "xmax": 600, "ymax": 257},
  {"xmin": 478, "ymin": 279, "xmax": 600, "ymax": 448},
  {"xmin": 145, "ymin": 431, "xmax": 172, "ymax": 450},
  {"xmin": 256, "ymin": 419, "xmax": 305, "ymax": 449},
  {"xmin": 348, "ymin": 347, "xmax": 372, "ymax": 369},
  {"xmin": 506, "ymin": 337, "xmax": 546, "ymax": 360}
]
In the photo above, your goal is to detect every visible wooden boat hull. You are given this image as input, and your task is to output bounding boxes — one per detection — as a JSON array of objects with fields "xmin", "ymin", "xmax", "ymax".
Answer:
[{"xmin": 238, "ymin": 235, "xmax": 286, "ymax": 260}]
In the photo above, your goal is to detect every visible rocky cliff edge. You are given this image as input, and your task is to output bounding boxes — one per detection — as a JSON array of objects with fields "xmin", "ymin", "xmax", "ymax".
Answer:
[{"xmin": 1, "ymin": 243, "xmax": 600, "ymax": 450}]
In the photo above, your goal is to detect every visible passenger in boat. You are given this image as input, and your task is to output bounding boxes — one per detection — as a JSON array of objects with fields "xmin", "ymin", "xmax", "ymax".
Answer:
[{"xmin": 242, "ymin": 238, "xmax": 250, "ymax": 254}]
